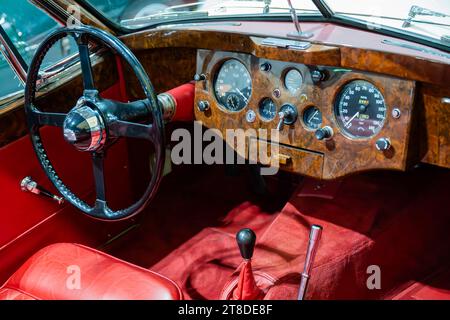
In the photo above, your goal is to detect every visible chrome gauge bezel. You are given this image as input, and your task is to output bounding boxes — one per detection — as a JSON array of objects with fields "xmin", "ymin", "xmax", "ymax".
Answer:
[
  {"xmin": 213, "ymin": 58, "xmax": 252, "ymax": 113},
  {"xmin": 258, "ymin": 97, "xmax": 277, "ymax": 121},
  {"xmin": 301, "ymin": 106, "xmax": 323, "ymax": 130},
  {"xmin": 284, "ymin": 68, "xmax": 304, "ymax": 95},
  {"xmin": 333, "ymin": 79, "xmax": 387, "ymax": 140}
]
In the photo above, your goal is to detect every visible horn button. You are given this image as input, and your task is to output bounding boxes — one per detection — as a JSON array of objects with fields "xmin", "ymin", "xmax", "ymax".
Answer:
[{"xmin": 63, "ymin": 105, "xmax": 106, "ymax": 152}]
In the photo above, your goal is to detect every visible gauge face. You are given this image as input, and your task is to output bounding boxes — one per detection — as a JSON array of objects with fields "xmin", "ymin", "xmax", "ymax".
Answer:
[
  {"xmin": 214, "ymin": 59, "xmax": 252, "ymax": 112},
  {"xmin": 284, "ymin": 69, "xmax": 303, "ymax": 95},
  {"xmin": 259, "ymin": 98, "xmax": 277, "ymax": 121},
  {"xmin": 334, "ymin": 80, "xmax": 387, "ymax": 138},
  {"xmin": 302, "ymin": 106, "xmax": 322, "ymax": 130}
]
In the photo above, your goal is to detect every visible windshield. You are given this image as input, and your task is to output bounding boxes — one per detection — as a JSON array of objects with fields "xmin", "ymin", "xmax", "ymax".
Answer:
[
  {"xmin": 84, "ymin": 0, "xmax": 450, "ymax": 47},
  {"xmin": 325, "ymin": 0, "xmax": 450, "ymax": 43},
  {"xmin": 84, "ymin": 0, "xmax": 321, "ymax": 28}
]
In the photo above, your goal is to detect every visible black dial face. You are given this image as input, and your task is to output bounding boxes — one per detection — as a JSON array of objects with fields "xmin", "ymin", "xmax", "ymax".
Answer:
[
  {"xmin": 259, "ymin": 98, "xmax": 277, "ymax": 121},
  {"xmin": 214, "ymin": 59, "xmax": 252, "ymax": 112},
  {"xmin": 302, "ymin": 106, "xmax": 322, "ymax": 130},
  {"xmin": 334, "ymin": 80, "xmax": 387, "ymax": 138}
]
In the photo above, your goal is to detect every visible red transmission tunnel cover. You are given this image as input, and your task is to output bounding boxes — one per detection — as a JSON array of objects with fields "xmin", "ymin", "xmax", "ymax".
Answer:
[{"xmin": 0, "ymin": 243, "xmax": 182, "ymax": 300}]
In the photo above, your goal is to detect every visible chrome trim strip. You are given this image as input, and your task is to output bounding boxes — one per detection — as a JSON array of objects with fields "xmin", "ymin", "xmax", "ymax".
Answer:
[
  {"xmin": 381, "ymin": 39, "xmax": 450, "ymax": 60},
  {"xmin": 0, "ymin": 28, "xmax": 27, "ymax": 84},
  {"xmin": 442, "ymin": 97, "xmax": 450, "ymax": 104},
  {"xmin": 156, "ymin": 22, "xmax": 242, "ymax": 29},
  {"xmin": 158, "ymin": 92, "xmax": 176, "ymax": 121}
]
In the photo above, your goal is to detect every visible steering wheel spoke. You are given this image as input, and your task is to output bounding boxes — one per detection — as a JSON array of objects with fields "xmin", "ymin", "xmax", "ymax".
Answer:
[
  {"xmin": 75, "ymin": 35, "xmax": 95, "ymax": 91},
  {"xmin": 109, "ymin": 120, "xmax": 157, "ymax": 144},
  {"xmin": 30, "ymin": 108, "xmax": 66, "ymax": 127},
  {"xmin": 92, "ymin": 152, "xmax": 106, "ymax": 201}
]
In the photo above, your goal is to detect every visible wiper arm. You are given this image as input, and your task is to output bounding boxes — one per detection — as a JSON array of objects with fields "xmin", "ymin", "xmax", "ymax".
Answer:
[
  {"xmin": 263, "ymin": 0, "xmax": 271, "ymax": 14},
  {"xmin": 286, "ymin": 0, "xmax": 313, "ymax": 39},
  {"xmin": 403, "ymin": 5, "xmax": 450, "ymax": 28}
]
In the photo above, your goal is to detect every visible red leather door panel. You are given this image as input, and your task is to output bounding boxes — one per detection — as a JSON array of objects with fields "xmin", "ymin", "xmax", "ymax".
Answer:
[{"xmin": 0, "ymin": 79, "xmax": 135, "ymax": 283}]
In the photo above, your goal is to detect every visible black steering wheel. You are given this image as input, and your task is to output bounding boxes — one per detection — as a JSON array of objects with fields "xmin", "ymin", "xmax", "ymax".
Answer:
[{"xmin": 24, "ymin": 26, "xmax": 165, "ymax": 220}]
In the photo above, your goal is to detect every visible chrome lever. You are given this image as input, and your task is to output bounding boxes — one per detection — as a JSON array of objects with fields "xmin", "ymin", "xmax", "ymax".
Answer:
[
  {"xmin": 276, "ymin": 111, "xmax": 286, "ymax": 131},
  {"xmin": 298, "ymin": 224, "xmax": 323, "ymax": 300},
  {"xmin": 286, "ymin": 0, "xmax": 313, "ymax": 39},
  {"xmin": 21, "ymin": 176, "xmax": 64, "ymax": 205}
]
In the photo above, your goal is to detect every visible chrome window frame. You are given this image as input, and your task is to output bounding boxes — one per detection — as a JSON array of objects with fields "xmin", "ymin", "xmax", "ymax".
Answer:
[{"xmin": 0, "ymin": 18, "xmax": 105, "ymax": 110}]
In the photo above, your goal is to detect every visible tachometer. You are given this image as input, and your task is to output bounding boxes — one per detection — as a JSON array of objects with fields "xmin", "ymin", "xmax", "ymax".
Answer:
[
  {"xmin": 214, "ymin": 59, "xmax": 252, "ymax": 112},
  {"xmin": 334, "ymin": 80, "xmax": 386, "ymax": 138}
]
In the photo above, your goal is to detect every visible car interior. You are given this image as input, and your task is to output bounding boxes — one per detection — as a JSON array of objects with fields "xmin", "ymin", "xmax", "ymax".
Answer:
[{"xmin": 0, "ymin": 0, "xmax": 449, "ymax": 300}]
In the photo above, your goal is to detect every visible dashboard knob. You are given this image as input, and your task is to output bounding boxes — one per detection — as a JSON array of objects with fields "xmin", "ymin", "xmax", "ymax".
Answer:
[
  {"xmin": 197, "ymin": 100, "xmax": 210, "ymax": 112},
  {"xmin": 315, "ymin": 126, "xmax": 333, "ymax": 140},
  {"xmin": 311, "ymin": 69, "xmax": 327, "ymax": 83},
  {"xmin": 194, "ymin": 73, "xmax": 206, "ymax": 81},
  {"xmin": 375, "ymin": 138, "xmax": 391, "ymax": 151},
  {"xmin": 260, "ymin": 62, "xmax": 272, "ymax": 72},
  {"xmin": 277, "ymin": 104, "xmax": 298, "ymax": 131}
]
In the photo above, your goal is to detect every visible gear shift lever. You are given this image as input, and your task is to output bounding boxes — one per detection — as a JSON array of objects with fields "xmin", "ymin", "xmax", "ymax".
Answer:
[
  {"xmin": 236, "ymin": 228, "xmax": 256, "ymax": 260},
  {"xmin": 298, "ymin": 224, "xmax": 323, "ymax": 300},
  {"xmin": 231, "ymin": 228, "xmax": 264, "ymax": 300}
]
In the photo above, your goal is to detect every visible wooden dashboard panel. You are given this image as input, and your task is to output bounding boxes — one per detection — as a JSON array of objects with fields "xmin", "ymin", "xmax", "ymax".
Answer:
[
  {"xmin": 194, "ymin": 49, "xmax": 416, "ymax": 179},
  {"xmin": 121, "ymin": 23, "xmax": 449, "ymax": 173},
  {"xmin": 420, "ymin": 84, "xmax": 450, "ymax": 169}
]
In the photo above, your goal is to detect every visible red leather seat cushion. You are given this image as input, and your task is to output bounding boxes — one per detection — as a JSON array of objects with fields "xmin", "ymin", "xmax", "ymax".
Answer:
[{"xmin": 0, "ymin": 243, "xmax": 182, "ymax": 300}]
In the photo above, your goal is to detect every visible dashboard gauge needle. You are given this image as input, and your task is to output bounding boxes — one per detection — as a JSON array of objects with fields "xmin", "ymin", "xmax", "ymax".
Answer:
[
  {"xmin": 344, "ymin": 112, "xmax": 359, "ymax": 128},
  {"xmin": 236, "ymin": 88, "xmax": 248, "ymax": 103},
  {"xmin": 308, "ymin": 110, "xmax": 319, "ymax": 123}
]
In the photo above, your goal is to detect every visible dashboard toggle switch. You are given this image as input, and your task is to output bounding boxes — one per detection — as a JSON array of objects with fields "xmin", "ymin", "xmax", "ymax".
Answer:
[
  {"xmin": 315, "ymin": 126, "xmax": 333, "ymax": 140},
  {"xmin": 276, "ymin": 104, "xmax": 298, "ymax": 131},
  {"xmin": 375, "ymin": 137, "xmax": 391, "ymax": 151}
]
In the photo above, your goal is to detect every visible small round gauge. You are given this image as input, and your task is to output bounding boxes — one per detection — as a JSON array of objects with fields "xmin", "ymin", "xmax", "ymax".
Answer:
[
  {"xmin": 214, "ymin": 59, "xmax": 252, "ymax": 112},
  {"xmin": 334, "ymin": 80, "xmax": 387, "ymax": 138},
  {"xmin": 302, "ymin": 106, "xmax": 322, "ymax": 130},
  {"xmin": 259, "ymin": 98, "xmax": 277, "ymax": 121},
  {"xmin": 284, "ymin": 69, "xmax": 303, "ymax": 95}
]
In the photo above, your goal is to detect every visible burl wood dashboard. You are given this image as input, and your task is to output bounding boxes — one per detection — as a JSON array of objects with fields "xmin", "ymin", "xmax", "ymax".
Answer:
[
  {"xmin": 120, "ymin": 21, "xmax": 449, "ymax": 180},
  {"xmin": 1, "ymin": 20, "xmax": 448, "ymax": 181},
  {"xmin": 194, "ymin": 49, "xmax": 415, "ymax": 179}
]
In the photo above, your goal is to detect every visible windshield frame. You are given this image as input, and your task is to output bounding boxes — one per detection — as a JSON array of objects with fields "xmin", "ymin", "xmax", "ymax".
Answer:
[{"xmin": 75, "ymin": 0, "xmax": 450, "ymax": 53}]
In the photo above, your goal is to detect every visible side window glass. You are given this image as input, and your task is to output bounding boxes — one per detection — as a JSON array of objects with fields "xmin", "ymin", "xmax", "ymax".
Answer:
[
  {"xmin": 0, "ymin": 53, "xmax": 23, "ymax": 98},
  {"xmin": 0, "ymin": 0, "xmax": 78, "ymax": 100}
]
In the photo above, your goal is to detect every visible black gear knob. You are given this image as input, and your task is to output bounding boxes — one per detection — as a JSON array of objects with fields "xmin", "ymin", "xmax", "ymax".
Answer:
[{"xmin": 236, "ymin": 228, "xmax": 256, "ymax": 260}]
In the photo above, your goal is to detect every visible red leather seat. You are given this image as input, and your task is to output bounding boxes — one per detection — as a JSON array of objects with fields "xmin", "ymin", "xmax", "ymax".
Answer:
[{"xmin": 0, "ymin": 243, "xmax": 182, "ymax": 300}]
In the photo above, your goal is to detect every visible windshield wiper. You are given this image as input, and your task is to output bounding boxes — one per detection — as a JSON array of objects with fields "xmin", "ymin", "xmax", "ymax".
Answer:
[
  {"xmin": 286, "ymin": 0, "xmax": 313, "ymax": 39},
  {"xmin": 263, "ymin": 0, "xmax": 271, "ymax": 14},
  {"xmin": 403, "ymin": 5, "xmax": 450, "ymax": 28}
]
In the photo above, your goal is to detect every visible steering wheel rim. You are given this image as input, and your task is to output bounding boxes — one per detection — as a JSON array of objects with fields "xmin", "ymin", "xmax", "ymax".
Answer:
[{"xmin": 24, "ymin": 26, "xmax": 165, "ymax": 220}]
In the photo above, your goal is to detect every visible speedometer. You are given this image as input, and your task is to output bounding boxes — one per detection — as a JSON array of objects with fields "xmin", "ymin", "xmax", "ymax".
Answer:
[
  {"xmin": 214, "ymin": 59, "xmax": 252, "ymax": 112},
  {"xmin": 334, "ymin": 80, "xmax": 387, "ymax": 139}
]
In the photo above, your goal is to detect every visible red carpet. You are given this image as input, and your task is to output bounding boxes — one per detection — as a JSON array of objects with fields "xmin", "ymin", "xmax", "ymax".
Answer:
[
  {"xmin": 106, "ymin": 164, "xmax": 450, "ymax": 300},
  {"xmin": 391, "ymin": 266, "xmax": 450, "ymax": 300}
]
